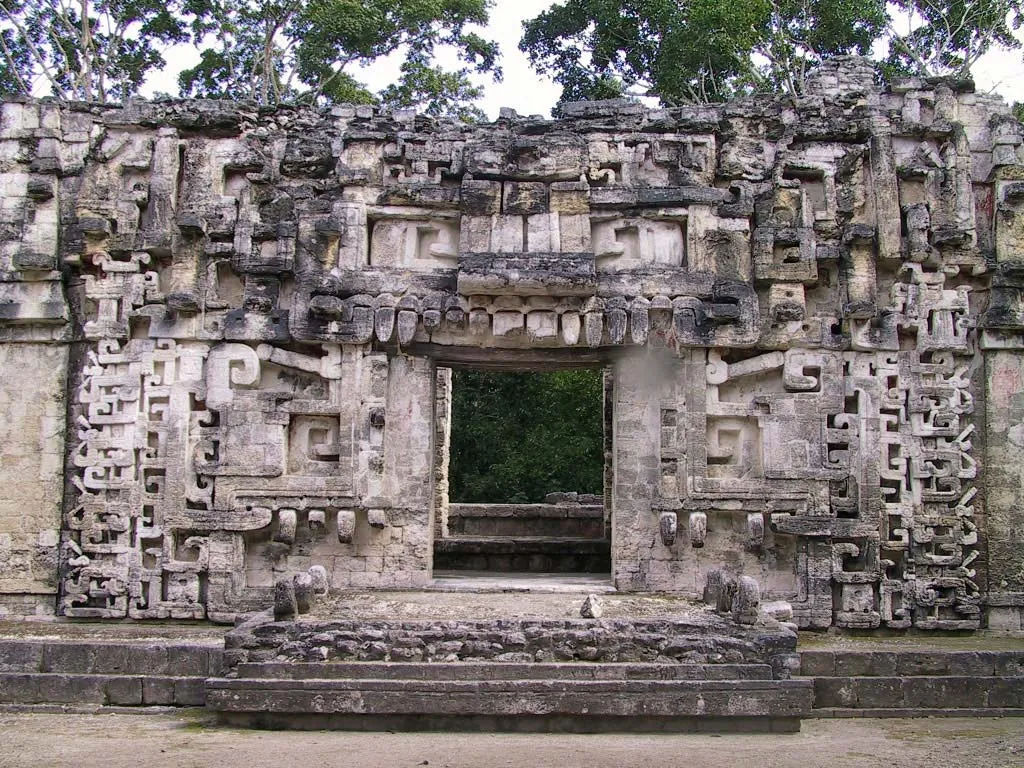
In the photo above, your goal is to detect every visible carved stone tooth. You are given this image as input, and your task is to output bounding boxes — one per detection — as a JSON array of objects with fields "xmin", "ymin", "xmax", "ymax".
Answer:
[
  {"xmin": 468, "ymin": 308, "xmax": 490, "ymax": 335},
  {"xmin": 732, "ymin": 575, "xmax": 761, "ymax": 625},
  {"xmin": 606, "ymin": 308, "xmax": 627, "ymax": 344},
  {"xmin": 747, "ymin": 512, "xmax": 765, "ymax": 550},
  {"xmin": 375, "ymin": 306, "xmax": 396, "ymax": 341},
  {"xmin": 584, "ymin": 312, "xmax": 603, "ymax": 347},
  {"xmin": 308, "ymin": 509, "xmax": 326, "ymax": 531},
  {"xmin": 337, "ymin": 510, "xmax": 356, "ymax": 543},
  {"xmin": 366, "ymin": 509, "xmax": 387, "ymax": 529},
  {"xmin": 397, "ymin": 310, "xmax": 418, "ymax": 344},
  {"xmin": 561, "ymin": 311, "xmax": 581, "ymax": 345},
  {"xmin": 308, "ymin": 565, "xmax": 329, "ymax": 596},
  {"xmin": 659, "ymin": 511, "xmax": 677, "ymax": 546},
  {"xmin": 630, "ymin": 298, "xmax": 650, "ymax": 344},
  {"xmin": 274, "ymin": 508, "xmax": 297, "ymax": 546},
  {"xmin": 422, "ymin": 309, "xmax": 442, "ymax": 329},
  {"xmin": 689, "ymin": 511, "xmax": 707, "ymax": 548}
]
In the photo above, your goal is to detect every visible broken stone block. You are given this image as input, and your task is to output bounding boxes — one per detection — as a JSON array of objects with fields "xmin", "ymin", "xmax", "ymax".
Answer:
[
  {"xmin": 761, "ymin": 600, "xmax": 794, "ymax": 622},
  {"xmin": 308, "ymin": 509, "xmax": 326, "ymax": 531},
  {"xmin": 273, "ymin": 578, "xmax": 298, "ymax": 621},
  {"xmin": 580, "ymin": 594, "xmax": 603, "ymax": 618},
  {"xmin": 293, "ymin": 572, "xmax": 315, "ymax": 614},
  {"xmin": 308, "ymin": 565, "xmax": 329, "ymax": 597},
  {"xmin": 732, "ymin": 576, "xmax": 761, "ymax": 625}
]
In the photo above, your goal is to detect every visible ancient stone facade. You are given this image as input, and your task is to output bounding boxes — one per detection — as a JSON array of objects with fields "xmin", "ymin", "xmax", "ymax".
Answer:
[{"xmin": 1, "ymin": 57, "xmax": 1023, "ymax": 629}]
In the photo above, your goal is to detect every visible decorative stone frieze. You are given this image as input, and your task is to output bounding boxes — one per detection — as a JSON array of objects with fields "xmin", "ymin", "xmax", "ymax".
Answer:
[{"xmin": 0, "ymin": 58, "xmax": 1022, "ymax": 628}]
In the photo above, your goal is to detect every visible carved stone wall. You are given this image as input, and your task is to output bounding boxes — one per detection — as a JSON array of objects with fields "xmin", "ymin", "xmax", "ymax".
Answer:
[{"xmin": 1, "ymin": 57, "xmax": 1023, "ymax": 628}]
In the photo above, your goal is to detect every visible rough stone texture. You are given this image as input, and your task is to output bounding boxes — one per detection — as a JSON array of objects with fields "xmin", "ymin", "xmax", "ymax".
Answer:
[
  {"xmin": 447, "ymin": 503, "xmax": 605, "ymax": 538},
  {"xmin": 223, "ymin": 611, "xmax": 799, "ymax": 670},
  {"xmin": 798, "ymin": 649, "xmax": 1024, "ymax": 716},
  {"xmin": 0, "ymin": 344, "xmax": 67, "ymax": 617},
  {"xmin": 0, "ymin": 58, "xmax": 1021, "ymax": 628}
]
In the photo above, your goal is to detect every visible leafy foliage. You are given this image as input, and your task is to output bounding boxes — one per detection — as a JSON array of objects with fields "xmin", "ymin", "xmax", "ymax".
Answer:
[
  {"xmin": 178, "ymin": 0, "xmax": 501, "ymax": 116},
  {"xmin": 0, "ymin": 0, "xmax": 500, "ymax": 117},
  {"xmin": 449, "ymin": 369, "xmax": 605, "ymax": 504},
  {"xmin": 883, "ymin": 0, "xmax": 1024, "ymax": 79},
  {"xmin": 0, "ymin": 0, "xmax": 205, "ymax": 101},
  {"xmin": 520, "ymin": 0, "xmax": 1020, "ymax": 104}
]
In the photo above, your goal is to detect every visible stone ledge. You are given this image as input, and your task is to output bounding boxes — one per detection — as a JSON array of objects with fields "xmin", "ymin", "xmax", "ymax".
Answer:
[
  {"xmin": 232, "ymin": 661, "xmax": 775, "ymax": 681},
  {"xmin": 213, "ymin": 712, "xmax": 804, "ymax": 733},
  {"xmin": 205, "ymin": 676, "xmax": 813, "ymax": 728},
  {"xmin": 0, "ymin": 672, "xmax": 207, "ymax": 706},
  {"xmin": 812, "ymin": 707, "xmax": 1024, "ymax": 718}
]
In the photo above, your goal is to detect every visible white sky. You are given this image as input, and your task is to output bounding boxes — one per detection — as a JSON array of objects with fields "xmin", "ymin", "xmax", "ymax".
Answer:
[{"xmin": 142, "ymin": 0, "xmax": 1024, "ymax": 120}]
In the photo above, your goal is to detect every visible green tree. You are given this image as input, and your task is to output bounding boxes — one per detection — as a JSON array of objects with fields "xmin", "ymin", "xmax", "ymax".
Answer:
[
  {"xmin": 178, "ymin": 0, "xmax": 501, "ymax": 118},
  {"xmin": 520, "ymin": 0, "xmax": 1021, "ymax": 105},
  {"xmin": 0, "ymin": 0, "xmax": 207, "ymax": 101},
  {"xmin": 884, "ymin": 0, "xmax": 1024, "ymax": 79},
  {"xmin": 520, "ymin": 0, "xmax": 887, "ymax": 104},
  {"xmin": 449, "ymin": 369, "xmax": 605, "ymax": 504}
]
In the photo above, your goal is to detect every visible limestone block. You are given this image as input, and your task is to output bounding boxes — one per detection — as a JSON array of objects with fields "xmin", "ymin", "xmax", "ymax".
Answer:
[
  {"xmin": 274, "ymin": 578, "xmax": 297, "ymax": 621},
  {"xmin": 732, "ymin": 576, "xmax": 761, "ymax": 625},
  {"xmin": 308, "ymin": 565, "xmax": 329, "ymax": 596},
  {"xmin": 580, "ymin": 594, "xmax": 603, "ymax": 618}
]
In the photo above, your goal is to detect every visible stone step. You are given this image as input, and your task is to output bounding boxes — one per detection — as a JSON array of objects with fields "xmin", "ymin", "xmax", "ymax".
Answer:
[
  {"xmin": 433, "ymin": 537, "xmax": 611, "ymax": 573},
  {"xmin": 205, "ymin": 675, "xmax": 812, "ymax": 732},
  {"xmin": 810, "ymin": 675, "xmax": 1024, "ymax": 711},
  {"xmin": 447, "ymin": 503, "xmax": 605, "ymax": 539},
  {"xmin": 0, "ymin": 638, "xmax": 222, "ymax": 676},
  {"xmin": 799, "ymin": 649, "xmax": 1024, "ymax": 677},
  {"xmin": 233, "ymin": 661, "xmax": 775, "ymax": 681},
  {"xmin": 0, "ymin": 672, "xmax": 206, "ymax": 706}
]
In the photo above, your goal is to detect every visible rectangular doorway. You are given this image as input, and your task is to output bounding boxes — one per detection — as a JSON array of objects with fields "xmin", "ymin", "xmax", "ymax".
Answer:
[{"xmin": 432, "ymin": 367, "xmax": 611, "ymax": 582}]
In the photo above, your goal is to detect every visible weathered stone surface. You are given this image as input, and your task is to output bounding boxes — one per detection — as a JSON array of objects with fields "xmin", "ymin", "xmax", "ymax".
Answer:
[
  {"xmin": 580, "ymin": 594, "xmax": 603, "ymax": 618},
  {"xmin": 0, "ymin": 62, "xmax": 1018, "ymax": 630},
  {"xmin": 224, "ymin": 612, "xmax": 797, "ymax": 668}
]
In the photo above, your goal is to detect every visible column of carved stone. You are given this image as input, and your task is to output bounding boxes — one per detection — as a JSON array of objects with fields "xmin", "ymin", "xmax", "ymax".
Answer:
[
  {"xmin": 432, "ymin": 367, "xmax": 452, "ymax": 541},
  {"xmin": 0, "ymin": 102, "xmax": 73, "ymax": 618},
  {"xmin": 610, "ymin": 344, "xmax": 687, "ymax": 590},
  {"xmin": 979, "ymin": 108, "xmax": 1024, "ymax": 629},
  {"xmin": 378, "ymin": 354, "xmax": 436, "ymax": 586}
]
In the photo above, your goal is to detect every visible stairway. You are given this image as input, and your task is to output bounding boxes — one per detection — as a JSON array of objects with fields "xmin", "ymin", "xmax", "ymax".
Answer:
[
  {"xmin": 0, "ymin": 635, "xmax": 222, "ymax": 710},
  {"xmin": 437, "ymin": 502, "xmax": 610, "ymax": 573},
  {"xmin": 207, "ymin": 661, "xmax": 810, "ymax": 732},
  {"xmin": 433, "ymin": 536, "xmax": 611, "ymax": 573},
  {"xmin": 798, "ymin": 648, "xmax": 1024, "ymax": 717},
  {"xmin": 204, "ymin": 612, "xmax": 811, "ymax": 732}
]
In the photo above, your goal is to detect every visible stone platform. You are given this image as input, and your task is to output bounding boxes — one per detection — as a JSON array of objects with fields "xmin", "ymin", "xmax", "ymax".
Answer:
[
  {"xmin": 1, "ymin": 585, "xmax": 1021, "ymax": 728},
  {"xmin": 205, "ymin": 587, "xmax": 810, "ymax": 732},
  {"xmin": 207, "ymin": 663, "xmax": 810, "ymax": 732}
]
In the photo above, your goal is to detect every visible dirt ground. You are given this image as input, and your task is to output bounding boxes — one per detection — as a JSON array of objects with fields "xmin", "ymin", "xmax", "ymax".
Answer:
[{"xmin": 0, "ymin": 712, "xmax": 1021, "ymax": 768}]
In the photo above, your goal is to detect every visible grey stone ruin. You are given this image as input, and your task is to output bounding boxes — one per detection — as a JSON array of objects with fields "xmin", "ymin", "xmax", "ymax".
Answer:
[{"xmin": 2, "ymin": 55, "xmax": 1024, "ymax": 730}]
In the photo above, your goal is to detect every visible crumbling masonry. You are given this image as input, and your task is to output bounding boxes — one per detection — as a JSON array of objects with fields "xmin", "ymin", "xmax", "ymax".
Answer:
[{"xmin": 2, "ymin": 57, "xmax": 1024, "ymax": 631}]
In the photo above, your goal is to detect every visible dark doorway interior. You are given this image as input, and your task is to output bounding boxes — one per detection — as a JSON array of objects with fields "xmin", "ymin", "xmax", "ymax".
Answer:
[{"xmin": 434, "ymin": 369, "xmax": 610, "ymax": 575}]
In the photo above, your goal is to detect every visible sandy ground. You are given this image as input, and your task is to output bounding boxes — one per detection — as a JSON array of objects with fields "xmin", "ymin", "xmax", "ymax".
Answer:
[{"xmin": 0, "ymin": 712, "xmax": 1021, "ymax": 768}]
